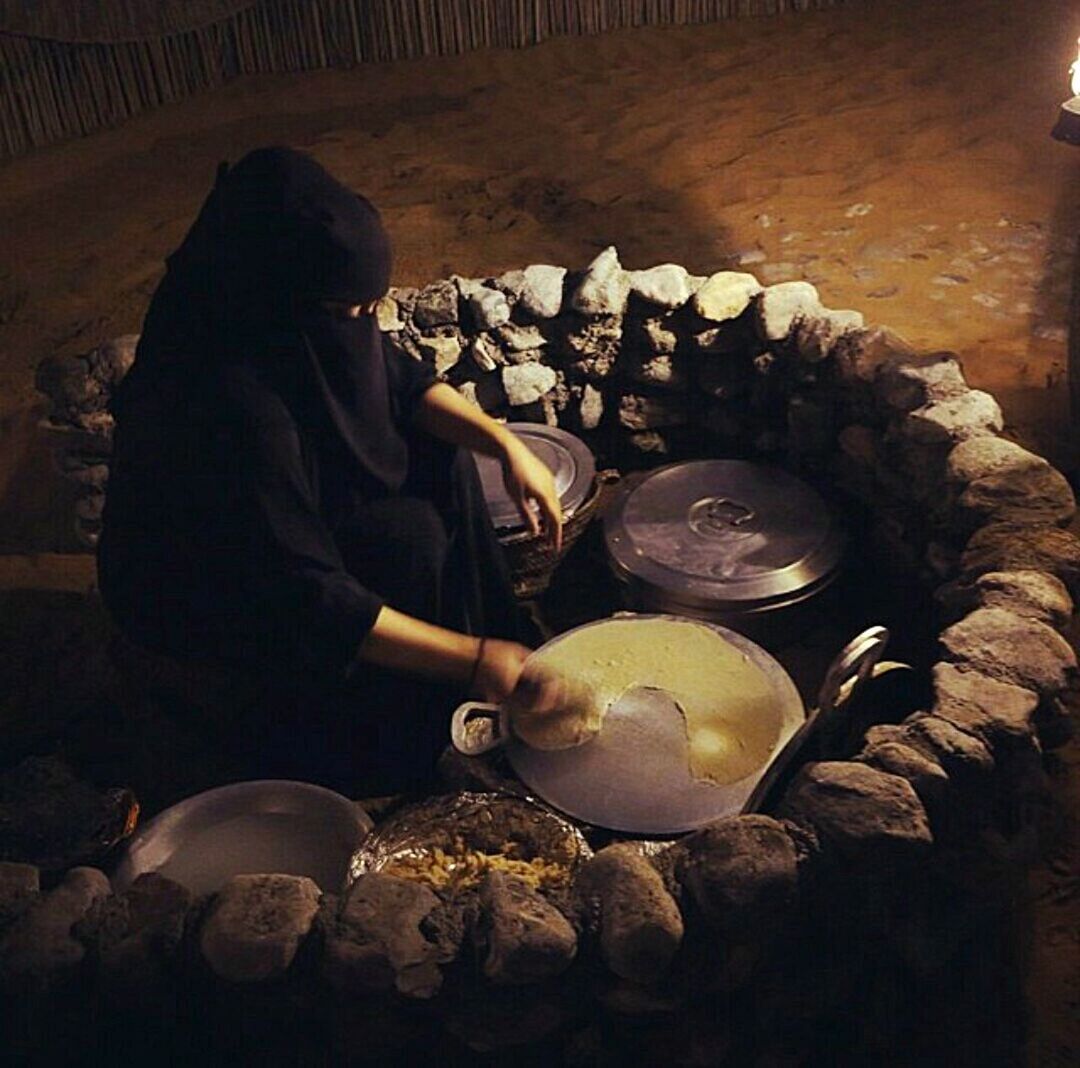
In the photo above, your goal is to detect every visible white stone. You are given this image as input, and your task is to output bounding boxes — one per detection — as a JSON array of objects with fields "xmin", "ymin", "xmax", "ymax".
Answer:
[
  {"xmin": 571, "ymin": 246, "xmax": 631, "ymax": 317},
  {"xmin": 580, "ymin": 384, "xmax": 603, "ymax": 430},
  {"xmin": 756, "ymin": 281, "xmax": 824, "ymax": 341},
  {"xmin": 520, "ymin": 264, "xmax": 567, "ymax": 319},
  {"xmin": 470, "ymin": 334, "xmax": 503, "ymax": 373},
  {"xmin": 496, "ymin": 323, "xmax": 547, "ymax": 352},
  {"xmin": 375, "ymin": 297, "xmax": 405, "ymax": 333},
  {"xmin": 692, "ymin": 271, "xmax": 762, "ymax": 323},
  {"xmin": 502, "ymin": 363, "xmax": 557, "ymax": 406},
  {"xmin": 643, "ymin": 317, "xmax": 678, "ymax": 356},
  {"xmin": 417, "ymin": 335, "xmax": 462, "ymax": 376},
  {"xmin": 200, "ymin": 874, "xmax": 320, "ymax": 984},
  {"xmin": 900, "ymin": 391, "xmax": 1004, "ymax": 445},
  {"xmin": 459, "ymin": 280, "xmax": 511, "ymax": 330},
  {"xmin": 628, "ymin": 263, "xmax": 694, "ymax": 309}
]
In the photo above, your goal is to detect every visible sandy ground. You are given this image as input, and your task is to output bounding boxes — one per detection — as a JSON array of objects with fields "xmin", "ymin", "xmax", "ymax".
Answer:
[{"xmin": 0, "ymin": 0, "xmax": 1077, "ymax": 1062}]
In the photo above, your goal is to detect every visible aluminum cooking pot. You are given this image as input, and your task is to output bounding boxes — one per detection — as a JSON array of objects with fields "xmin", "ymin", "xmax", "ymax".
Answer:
[
  {"xmin": 604, "ymin": 460, "xmax": 844, "ymax": 638},
  {"xmin": 451, "ymin": 615, "xmax": 889, "ymax": 834}
]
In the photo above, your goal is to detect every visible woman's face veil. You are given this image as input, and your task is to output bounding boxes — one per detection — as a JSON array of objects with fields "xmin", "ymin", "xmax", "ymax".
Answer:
[{"xmin": 124, "ymin": 146, "xmax": 410, "ymax": 496}]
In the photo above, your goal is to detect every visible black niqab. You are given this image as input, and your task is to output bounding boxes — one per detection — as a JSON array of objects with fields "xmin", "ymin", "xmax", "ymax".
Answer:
[{"xmin": 115, "ymin": 146, "xmax": 409, "ymax": 496}]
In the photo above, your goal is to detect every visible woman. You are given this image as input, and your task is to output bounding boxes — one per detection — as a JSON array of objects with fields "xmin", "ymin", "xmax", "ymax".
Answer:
[{"xmin": 98, "ymin": 147, "xmax": 562, "ymax": 793}]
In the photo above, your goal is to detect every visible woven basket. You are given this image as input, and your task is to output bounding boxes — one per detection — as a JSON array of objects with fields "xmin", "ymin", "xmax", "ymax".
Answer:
[{"xmin": 501, "ymin": 469, "xmax": 619, "ymax": 600}]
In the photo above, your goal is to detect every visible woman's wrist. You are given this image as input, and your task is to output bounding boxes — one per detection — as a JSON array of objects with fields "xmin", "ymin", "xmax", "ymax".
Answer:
[{"xmin": 358, "ymin": 606, "xmax": 484, "ymax": 686}]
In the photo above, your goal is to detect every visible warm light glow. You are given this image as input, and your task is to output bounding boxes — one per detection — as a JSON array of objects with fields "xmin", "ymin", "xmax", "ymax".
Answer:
[{"xmin": 1072, "ymin": 38, "xmax": 1080, "ymax": 96}]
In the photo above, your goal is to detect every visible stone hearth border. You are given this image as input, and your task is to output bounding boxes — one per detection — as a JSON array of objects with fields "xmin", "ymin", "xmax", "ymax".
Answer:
[{"xmin": 12, "ymin": 250, "xmax": 1079, "ymax": 1061}]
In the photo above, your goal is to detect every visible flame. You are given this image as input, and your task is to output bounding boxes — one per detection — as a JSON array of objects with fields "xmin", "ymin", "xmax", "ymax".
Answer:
[{"xmin": 1072, "ymin": 38, "xmax": 1080, "ymax": 96}]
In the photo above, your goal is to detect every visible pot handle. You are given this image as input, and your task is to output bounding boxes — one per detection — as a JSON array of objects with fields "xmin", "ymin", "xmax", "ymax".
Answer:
[
  {"xmin": 451, "ymin": 702, "xmax": 508, "ymax": 756},
  {"xmin": 741, "ymin": 625, "xmax": 891, "ymax": 816},
  {"xmin": 816, "ymin": 625, "xmax": 890, "ymax": 716}
]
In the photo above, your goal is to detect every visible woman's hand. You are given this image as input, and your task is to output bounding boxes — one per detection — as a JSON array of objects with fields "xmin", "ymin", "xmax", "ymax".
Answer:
[
  {"xmin": 500, "ymin": 438, "xmax": 564, "ymax": 552},
  {"xmin": 472, "ymin": 638, "xmax": 532, "ymax": 702}
]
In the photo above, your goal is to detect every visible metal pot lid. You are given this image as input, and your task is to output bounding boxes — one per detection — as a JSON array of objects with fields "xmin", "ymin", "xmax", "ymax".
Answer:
[
  {"xmin": 605, "ymin": 460, "xmax": 843, "ymax": 613},
  {"xmin": 475, "ymin": 423, "xmax": 596, "ymax": 532}
]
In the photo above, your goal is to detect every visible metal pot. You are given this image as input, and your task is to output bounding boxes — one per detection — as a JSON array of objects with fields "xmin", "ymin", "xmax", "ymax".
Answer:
[
  {"xmin": 450, "ymin": 615, "xmax": 888, "ymax": 834},
  {"xmin": 603, "ymin": 460, "xmax": 844, "ymax": 641},
  {"xmin": 473, "ymin": 422, "xmax": 601, "ymax": 598},
  {"xmin": 474, "ymin": 422, "xmax": 596, "ymax": 534}
]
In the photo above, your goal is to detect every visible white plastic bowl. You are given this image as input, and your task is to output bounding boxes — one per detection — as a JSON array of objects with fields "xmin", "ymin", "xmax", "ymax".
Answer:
[{"xmin": 112, "ymin": 779, "xmax": 373, "ymax": 895}]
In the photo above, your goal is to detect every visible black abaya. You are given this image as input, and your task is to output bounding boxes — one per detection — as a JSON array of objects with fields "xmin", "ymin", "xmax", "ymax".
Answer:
[{"xmin": 98, "ymin": 148, "xmax": 529, "ymax": 793}]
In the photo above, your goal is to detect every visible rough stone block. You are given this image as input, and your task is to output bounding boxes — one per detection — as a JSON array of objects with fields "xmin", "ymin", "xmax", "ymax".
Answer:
[
  {"xmin": 779, "ymin": 762, "xmax": 932, "ymax": 864},
  {"xmin": 375, "ymin": 296, "xmax": 404, "ymax": 332},
  {"xmin": 417, "ymin": 334, "xmax": 462, "ymax": 376},
  {"xmin": 939, "ymin": 606, "xmax": 1077, "ymax": 699},
  {"xmin": 642, "ymin": 316, "xmax": 679, "ymax": 355},
  {"xmin": 897, "ymin": 713, "xmax": 996, "ymax": 788},
  {"xmin": 76, "ymin": 872, "xmax": 192, "ymax": 993},
  {"xmin": 412, "ymin": 280, "xmax": 459, "ymax": 328},
  {"xmin": 957, "ymin": 464, "xmax": 1076, "ymax": 528},
  {"xmin": 88, "ymin": 334, "xmax": 138, "ymax": 385},
  {"xmin": 874, "ymin": 353, "xmax": 968, "ymax": 413},
  {"xmin": 692, "ymin": 271, "xmax": 762, "ymax": 323},
  {"xmin": 930, "ymin": 662, "xmax": 1040, "ymax": 750},
  {"xmin": 469, "ymin": 333, "xmax": 503, "ymax": 372},
  {"xmin": 794, "ymin": 308, "xmax": 864, "ymax": 362},
  {"xmin": 565, "ymin": 315, "xmax": 623, "ymax": 378},
  {"xmin": 618, "ymin": 393, "xmax": 688, "ymax": 431},
  {"xmin": 477, "ymin": 871, "xmax": 577, "ymax": 985},
  {"xmin": 960, "ymin": 523, "xmax": 1080, "ymax": 599},
  {"xmin": 459, "ymin": 280, "xmax": 511, "ymax": 330},
  {"xmin": 0, "ymin": 867, "xmax": 110, "ymax": 991},
  {"xmin": 579, "ymin": 383, "xmax": 604, "ymax": 431},
  {"xmin": 199, "ymin": 873, "xmax": 320, "ymax": 984},
  {"xmin": 855, "ymin": 740, "xmax": 951, "ymax": 812},
  {"xmin": 935, "ymin": 570, "xmax": 1073, "ymax": 630},
  {"xmin": 898, "ymin": 391, "xmax": 1003, "ymax": 445},
  {"xmin": 673, "ymin": 815, "xmax": 799, "ymax": 936},
  {"xmin": 502, "ymin": 362, "xmax": 557, "ymax": 406},
  {"xmin": 519, "ymin": 264, "xmax": 566, "ymax": 319},
  {"xmin": 755, "ymin": 281, "xmax": 823, "ymax": 342},
  {"xmin": 323, "ymin": 872, "xmax": 443, "ymax": 998},
  {"xmin": 628, "ymin": 263, "xmax": 694, "ymax": 309},
  {"xmin": 495, "ymin": 323, "xmax": 547, "ymax": 352},
  {"xmin": 945, "ymin": 436, "xmax": 1049, "ymax": 485},
  {"xmin": 571, "ymin": 246, "xmax": 630, "ymax": 317},
  {"xmin": 832, "ymin": 326, "xmax": 917, "ymax": 385},
  {"xmin": 576, "ymin": 844, "xmax": 683, "ymax": 984}
]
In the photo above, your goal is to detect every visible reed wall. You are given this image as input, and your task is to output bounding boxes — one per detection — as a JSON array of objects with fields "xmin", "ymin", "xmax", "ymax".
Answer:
[{"xmin": 0, "ymin": 0, "xmax": 854, "ymax": 160}]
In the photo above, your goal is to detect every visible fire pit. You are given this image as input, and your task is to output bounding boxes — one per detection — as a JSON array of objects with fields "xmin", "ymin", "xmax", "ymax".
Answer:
[{"xmin": 15, "ymin": 248, "xmax": 1079, "ymax": 1064}]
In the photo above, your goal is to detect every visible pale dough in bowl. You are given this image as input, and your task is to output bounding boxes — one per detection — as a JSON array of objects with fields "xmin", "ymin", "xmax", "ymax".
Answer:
[{"xmin": 523, "ymin": 617, "xmax": 782, "ymax": 785}]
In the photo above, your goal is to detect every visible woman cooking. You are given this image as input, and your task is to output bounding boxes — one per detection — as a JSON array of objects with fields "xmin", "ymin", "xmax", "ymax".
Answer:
[{"xmin": 98, "ymin": 147, "xmax": 563, "ymax": 793}]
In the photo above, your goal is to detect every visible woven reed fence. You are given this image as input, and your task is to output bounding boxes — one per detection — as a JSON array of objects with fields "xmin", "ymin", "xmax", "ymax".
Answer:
[{"xmin": 0, "ymin": 0, "xmax": 854, "ymax": 160}]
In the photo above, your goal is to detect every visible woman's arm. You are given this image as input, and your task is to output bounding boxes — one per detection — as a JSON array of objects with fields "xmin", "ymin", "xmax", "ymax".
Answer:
[
  {"xmin": 414, "ymin": 382, "xmax": 564, "ymax": 550},
  {"xmin": 356, "ymin": 604, "xmax": 530, "ymax": 701}
]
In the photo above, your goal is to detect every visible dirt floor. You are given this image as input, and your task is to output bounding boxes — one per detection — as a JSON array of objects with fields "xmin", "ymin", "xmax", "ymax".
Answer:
[{"xmin": 0, "ymin": 0, "xmax": 1077, "ymax": 1063}]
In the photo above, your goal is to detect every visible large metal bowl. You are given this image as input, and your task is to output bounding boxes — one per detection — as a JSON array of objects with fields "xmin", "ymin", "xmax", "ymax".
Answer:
[{"xmin": 112, "ymin": 779, "xmax": 373, "ymax": 895}]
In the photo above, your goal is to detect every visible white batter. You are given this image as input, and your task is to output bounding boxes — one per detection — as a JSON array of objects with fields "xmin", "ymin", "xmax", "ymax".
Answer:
[{"xmin": 523, "ymin": 617, "xmax": 782, "ymax": 785}]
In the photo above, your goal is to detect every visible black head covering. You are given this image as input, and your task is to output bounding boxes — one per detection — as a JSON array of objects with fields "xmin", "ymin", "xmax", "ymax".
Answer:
[{"xmin": 115, "ymin": 146, "xmax": 409, "ymax": 494}]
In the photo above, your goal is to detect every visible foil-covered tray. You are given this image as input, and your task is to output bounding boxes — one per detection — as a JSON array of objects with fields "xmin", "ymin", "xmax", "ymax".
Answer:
[{"xmin": 348, "ymin": 792, "xmax": 592, "ymax": 896}]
